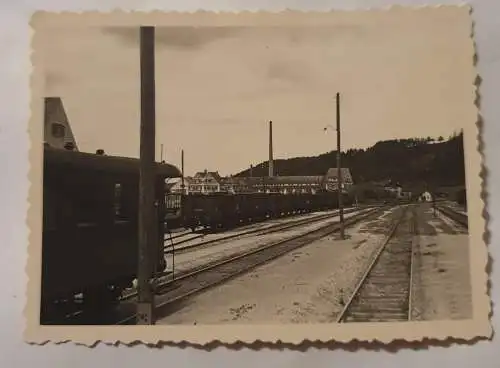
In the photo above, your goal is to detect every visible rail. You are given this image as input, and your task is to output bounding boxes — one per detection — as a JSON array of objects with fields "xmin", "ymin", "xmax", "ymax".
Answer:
[
  {"xmin": 336, "ymin": 205, "xmax": 415, "ymax": 323},
  {"xmin": 436, "ymin": 205, "xmax": 468, "ymax": 229},
  {"xmin": 163, "ymin": 206, "xmax": 374, "ymax": 255},
  {"xmin": 124, "ymin": 206, "xmax": 378, "ymax": 300}
]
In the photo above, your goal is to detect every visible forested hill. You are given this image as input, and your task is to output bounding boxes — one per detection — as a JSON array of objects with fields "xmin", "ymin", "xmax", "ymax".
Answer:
[{"xmin": 234, "ymin": 131, "xmax": 466, "ymax": 188}]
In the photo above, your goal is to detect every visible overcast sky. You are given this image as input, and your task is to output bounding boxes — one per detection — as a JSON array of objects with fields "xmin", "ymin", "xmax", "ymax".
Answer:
[{"xmin": 40, "ymin": 10, "xmax": 473, "ymax": 176}]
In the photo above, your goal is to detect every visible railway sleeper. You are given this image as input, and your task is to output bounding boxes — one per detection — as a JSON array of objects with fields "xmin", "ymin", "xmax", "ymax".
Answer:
[
  {"xmin": 364, "ymin": 279, "xmax": 409, "ymax": 285},
  {"xmin": 348, "ymin": 310, "xmax": 409, "ymax": 317},
  {"xmin": 357, "ymin": 296, "xmax": 409, "ymax": 303},
  {"xmin": 345, "ymin": 313, "xmax": 408, "ymax": 322}
]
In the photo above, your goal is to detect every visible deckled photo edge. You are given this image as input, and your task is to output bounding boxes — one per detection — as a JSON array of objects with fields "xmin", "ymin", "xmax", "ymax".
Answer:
[{"xmin": 23, "ymin": 5, "xmax": 492, "ymax": 347}]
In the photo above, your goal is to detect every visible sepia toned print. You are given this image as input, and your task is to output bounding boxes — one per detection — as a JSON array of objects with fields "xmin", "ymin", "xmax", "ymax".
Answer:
[{"xmin": 25, "ymin": 6, "xmax": 491, "ymax": 345}]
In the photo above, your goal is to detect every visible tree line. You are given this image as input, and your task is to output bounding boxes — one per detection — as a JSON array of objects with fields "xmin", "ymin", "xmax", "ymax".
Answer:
[{"xmin": 234, "ymin": 130, "xmax": 466, "ymax": 199}]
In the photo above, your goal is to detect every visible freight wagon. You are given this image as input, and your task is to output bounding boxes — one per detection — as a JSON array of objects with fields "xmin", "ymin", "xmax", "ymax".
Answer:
[{"xmin": 178, "ymin": 191, "xmax": 353, "ymax": 231}]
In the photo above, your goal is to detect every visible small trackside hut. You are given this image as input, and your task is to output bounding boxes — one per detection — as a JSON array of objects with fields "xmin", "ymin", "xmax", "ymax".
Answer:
[{"xmin": 41, "ymin": 146, "xmax": 181, "ymax": 322}]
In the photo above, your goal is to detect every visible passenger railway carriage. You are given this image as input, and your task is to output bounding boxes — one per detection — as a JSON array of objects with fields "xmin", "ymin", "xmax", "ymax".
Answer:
[{"xmin": 41, "ymin": 146, "xmax": 181, "ymax": 320}]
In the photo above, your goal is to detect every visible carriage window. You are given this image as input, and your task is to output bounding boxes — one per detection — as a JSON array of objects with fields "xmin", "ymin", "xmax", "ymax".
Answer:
[
  {"xmin": 51, "ymin": 123, "xmax": 66, "ymax": 138},
  {"xmin": 114, "ymin": 183, "xmax": 122, "ymax": 217}
]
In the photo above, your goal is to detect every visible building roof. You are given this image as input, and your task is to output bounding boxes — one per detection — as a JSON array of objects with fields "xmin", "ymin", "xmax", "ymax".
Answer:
[
  {"xmin": 170, "ymin": 177, "xmax": 194, "ymax": 187},
  {"xmin": 193, "ymin": 171, "xmax": 222, "ymax": 181},
  {"xmin": 245, "ymin": 175, "xmax": 325, "ymax": 186},
  {"xmin": 220, "ymin": 177, "xmax": 249, "ymax": 185},
  {"xmin": 325, "ymin": 168, "xmax": 352, "ymax": 180}
]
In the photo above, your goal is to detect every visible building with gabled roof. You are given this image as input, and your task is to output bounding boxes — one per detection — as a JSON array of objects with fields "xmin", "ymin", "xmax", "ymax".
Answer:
[
  {"xmin": 189, "ymin": 170, "xmax": 222, "ymax": 194},
  {"xmin": 43, "ymin": 97, "xmax": 79, "ymax": 151},
  {"xmin": 324, "ymin": 167, "xmax": 354, "ymax": 192}
]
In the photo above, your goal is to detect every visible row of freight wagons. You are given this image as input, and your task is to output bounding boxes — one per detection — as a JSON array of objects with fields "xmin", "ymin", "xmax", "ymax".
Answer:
[{"xmin": 165, "ymin": 191, "xmax": 354, "ymax": 231}]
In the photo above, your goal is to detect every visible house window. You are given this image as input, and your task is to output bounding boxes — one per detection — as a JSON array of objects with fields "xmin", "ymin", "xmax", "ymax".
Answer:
[{"xmin": 51, "ymin": 123, "xmax": 66, "ymax": 138}]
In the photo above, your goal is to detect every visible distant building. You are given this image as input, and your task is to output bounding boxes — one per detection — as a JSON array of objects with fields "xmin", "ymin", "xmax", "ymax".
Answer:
[
  {"xmin": 383, "ymin": 181, "xmax": 404, "ymax": 198},
  {"xmin": 246, "ymin": 176, "xmax": 325, "ymax": 194},
  {"xmin": 43, "ymin": 97, "xmax": 79, "ymax": 151},
  {"xmin": 188, "ymin": 170, "xmax": 222, "ymax": 194},
  {"xmin": 399, "ymin": 191, "xmax": 412, "ymax": 201},
  {"xmin": 220, "ymin": 177, "xmax": 252, "ymax": 194},
  {"xmin": 170, "ymin": 177, "xmax": 193, "ymax": 194},
  {"xmin": 420, "ymin": 191, "xmax": 433, "ymax": 202},
  {"xmin": 385, "ymin": 186, "xmax": 402, "ymax": 197},
  {"xmin": 324, "ymin": 168, "xmax": 354, "ymax": 192},
  {"xmin": 170, "ymin": 166, "xmax": 355, "ymax": 196}
]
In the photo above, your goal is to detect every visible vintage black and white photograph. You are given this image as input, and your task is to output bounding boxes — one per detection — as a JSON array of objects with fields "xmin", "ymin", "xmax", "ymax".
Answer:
[{"xmin": 25, "ymin": 7, "xmax": 490, "ymax": 344}]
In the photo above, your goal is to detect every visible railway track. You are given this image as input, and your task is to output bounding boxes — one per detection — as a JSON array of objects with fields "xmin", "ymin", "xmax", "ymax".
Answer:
[
  {"xmin": 165, "ymin": 232, "xmax": 205, "ymax": 248},
  {"xmin": 117, "ymin": 205, "xmax": 389, "ymax": 325},
  {"xmin": 436, "ymin": 205, "xmax": 468, "ymax": 229},
  {"xmin": 49, "ymin": 205, "xmax": 387, "ymax": 325},
  {"xmin": 124, "ymin": 206, "xmax": 377, "ymax": 300},
  {"xmin": 336, "ymin": 205, "xmax": 417, "ymax": 323},
  {"xmin": 163, "ymin": 205, "xmax": 373, "ymax": 254}
]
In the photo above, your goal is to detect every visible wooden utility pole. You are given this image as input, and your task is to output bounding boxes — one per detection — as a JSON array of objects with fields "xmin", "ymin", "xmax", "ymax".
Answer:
[
  {"xmin": 181, "ymin": 149, "xmax": 185, "ymax": 194},
  {"xmin": 268, "ymin": 120, "xmax": 274, "ymax": 177},
  {"xmin": 160, "ymin": 143, "xmax": 164, "ymax": 162},
  {"xmin": 137, "ymin": 26, "xmax": 156, "ymax": 325},
  {"xmin": 336, "ymin": 92, "xmax": 345, "ymax": 239}
]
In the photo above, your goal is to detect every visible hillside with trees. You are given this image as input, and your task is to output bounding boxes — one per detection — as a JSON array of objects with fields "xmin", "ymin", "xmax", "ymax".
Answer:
[{"xmin": 234, "ymin": 130, "xmax": 466, "ymax": 198}]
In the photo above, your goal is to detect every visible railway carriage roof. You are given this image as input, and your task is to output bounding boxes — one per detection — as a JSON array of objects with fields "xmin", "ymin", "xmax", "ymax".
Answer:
[{"xmin": 44, "ymin": 146, "xmax": 182, "ymax": 178}]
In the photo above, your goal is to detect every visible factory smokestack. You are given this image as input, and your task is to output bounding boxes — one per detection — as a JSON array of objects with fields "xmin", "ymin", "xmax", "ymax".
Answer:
[{"xmin": 268, "ymin": 120, "xmax": 274, "ymax": 177}]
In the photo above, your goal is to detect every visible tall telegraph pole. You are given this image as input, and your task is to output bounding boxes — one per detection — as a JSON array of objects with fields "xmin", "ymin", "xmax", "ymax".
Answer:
[
  {"xmin": 137, "ymin": 26, "xmax": 156, "ymax": 325},
  {"xmin": 181, "ymin": 149, "xmax": 185, "ymax": 194},
  {"xmin": 336, "ymin": 92, "xmax": 345, "ymax": 239}
]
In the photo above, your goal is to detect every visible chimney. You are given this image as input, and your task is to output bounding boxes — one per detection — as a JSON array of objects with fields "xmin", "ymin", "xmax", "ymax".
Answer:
[{"xmin": 268, "ymin": 120, "xmax": 274, "ymax": 177}]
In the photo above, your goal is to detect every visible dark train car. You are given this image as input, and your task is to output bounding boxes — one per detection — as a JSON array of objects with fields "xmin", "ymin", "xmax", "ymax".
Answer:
[
  {"xmin": 181, "ymin": 193, "xmax": 238, "ymax": 230},
  {"xmin": 41, "ymin": 146, "xmax": 181, "ymax": 318},
  {"xmin": 267, "ymin": 193, "xmax": 289, "ymax": 218},
  {"xmin": 237, "ymin": 193, "xmax": 274, "ymax": 222},
  {"xmin": 178, "ymin": 188, "xmax": 356, "ymax": 233}
]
